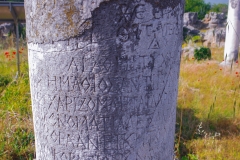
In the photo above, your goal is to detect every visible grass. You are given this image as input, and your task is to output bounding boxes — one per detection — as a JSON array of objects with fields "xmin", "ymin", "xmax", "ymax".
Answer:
[
  {"xmin": 0, "ymin": 43, "xmax": 239, "ymax": 159},
  {"xmin": 0, "ymin": 48, "xmax": 34, "ymax": 160},
  {"xmin": 176, "ymin": 45, "xmax": 240, "ymax": 159}
]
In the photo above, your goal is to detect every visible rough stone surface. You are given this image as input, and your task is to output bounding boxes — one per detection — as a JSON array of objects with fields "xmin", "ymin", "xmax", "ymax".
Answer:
[
  {"xmin": 182, "ymin": 46, "xmax": 196, "ymax": 59},
  {"xmin": 183, "ymin": 26, "xmax": 200, "ymax": 37},
  {"xmin": 25, "ymin": 0, "xmax": 182, "ymax": 43},
  {"xmin": 183, "ymin": 12, "xmax": 198, "ymax": 26},
  {"xmin": 0, "ymin": 23, "xmax": 14, "ymax": 37},
  {"xmin": 203, "ymin": 28, "xmax": 226, "ymax": 47},
  {"xmin": 26, "ymin": 0, "xmax": 184, "ymax": 159},
  {"xmin": 208, "ymin": 12, "xmax": 226, "ymax": 28},
  {"xmin": 183, "ymin": 12, "xmax": 206, "ymax": 34},
  {"xmin": 183, "ymin": 12, "xmax": 227, "ymax": 48}
]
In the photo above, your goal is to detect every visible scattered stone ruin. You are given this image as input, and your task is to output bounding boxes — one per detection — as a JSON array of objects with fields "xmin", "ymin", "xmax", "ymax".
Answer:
[
  {"xmin": 0, "ymin": 23, "xmax": 15, "ymax": 38},
  {"xmin": 183, "ymin": 12, "xmax": 227, "ymax": 47}
]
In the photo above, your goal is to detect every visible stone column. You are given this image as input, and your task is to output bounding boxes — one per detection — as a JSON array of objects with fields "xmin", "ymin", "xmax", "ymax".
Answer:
[
  {"xmin": 25, "ymin": 0, "xmax": 184, "ymax": 159},
  {"xmin": 222, "ymin": 0, "xmax": 240, "ymax": 65}
]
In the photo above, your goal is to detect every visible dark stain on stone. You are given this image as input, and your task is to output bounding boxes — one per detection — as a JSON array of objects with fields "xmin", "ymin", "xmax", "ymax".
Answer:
[
  {"xmin": 91, "ymin": 0, "xmax": 122, "ymax": 75},
  {"xmin": 145, "ymin": 0, "xmax": 183, "ymax": 10}
]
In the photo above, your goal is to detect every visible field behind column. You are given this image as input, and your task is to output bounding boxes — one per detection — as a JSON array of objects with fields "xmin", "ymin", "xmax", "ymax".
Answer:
[
  {"xmin": 0, "ymin": 46, "xmax": 34, "ymax": 160},
  {"xmin": 176, "ymin": 45, "xmax": 240, "ymax": 160}
]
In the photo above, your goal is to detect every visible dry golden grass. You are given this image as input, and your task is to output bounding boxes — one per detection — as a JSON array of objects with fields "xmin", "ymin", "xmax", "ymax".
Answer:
[
  {"xmin": 188, "ymin": 137, "xmax": 240, "ymax": 160},
  {"xmin": 176, "ymin": 46, "xmax": 240, "ymax": 159}
]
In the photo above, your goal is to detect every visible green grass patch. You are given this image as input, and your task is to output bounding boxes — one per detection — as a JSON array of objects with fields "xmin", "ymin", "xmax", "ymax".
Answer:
[{"xmin": 0, "ymin": 48, "xmax": 34, "ymax": 160}]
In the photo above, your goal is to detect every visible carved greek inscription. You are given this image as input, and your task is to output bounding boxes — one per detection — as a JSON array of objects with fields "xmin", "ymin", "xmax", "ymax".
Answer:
[
  {"xmin": 46, "ymin": 75, "xmax": 96, "ymax": 92},
  {"xmin": 135, "ymin": 4, "xmax": 146, "ymax": 19},
  {"xmin": 28, "ymin": 1, "xmax": 183, "ymax": 159},
  {"xmin": 117, "ymin": 54, "xmax": 155, "ymax": 74},
  {"xmin": 153, "ymin": 7, "xmax": 163, "ymax": 19},
  {"xmin": 149, "ymin": 34, "xmax": 160, "ymax": 49},
  {"xmin": 117, "ymin": 24, "xmax": 141, "ymax": 42},
  {"xmin": 118, "ymin": 4, "xmax": 134, "ymax": 23}
]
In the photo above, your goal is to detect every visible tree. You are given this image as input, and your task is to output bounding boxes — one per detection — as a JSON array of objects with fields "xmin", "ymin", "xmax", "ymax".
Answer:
[
  {"xmin": 185, "ymin": 0, "xmax": 211, "ymax": 19},
  {"xmin": 25, "ymin": 0, "xmax": 184, "ymax": 159},
  {"xmin": 210, "ymin": 3, "xmax": 228, "ymax": 14},
  {"xmin": 222, "ymin": 0, "xmax": 240, "ymax": 65}
]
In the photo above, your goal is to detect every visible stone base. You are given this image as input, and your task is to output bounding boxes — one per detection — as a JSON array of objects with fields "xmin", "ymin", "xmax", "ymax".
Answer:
[{"xmin": 219, "ymin": 61, "xmax": 234, "ymax": 67}]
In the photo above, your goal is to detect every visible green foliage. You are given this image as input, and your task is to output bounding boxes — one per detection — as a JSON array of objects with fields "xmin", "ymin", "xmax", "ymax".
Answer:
[
  {"xmin": 188, "ymin": 154, "xmax": 199, "ymax": 160},
  {"xmin": 0, "ymin": 75, "xmax": 11, "ymax": 92},
  {"xmin": 182, "ymin": 154, "xmax": 198, "ymax": 160},
  {"xmin": 185, "ymin": 0, "xmax": 211, "ymax": 19},
  {"xmin": 10, "ymin": 128, "xmax": 34, "ymax": 159},
  {"xmin": 210, "ymin": 4, "xmax": 228, "ymax": 14},
  {"xmin": 6, "ymin": 24, "xmax": 26, "ymax": 40},
  {"xmin": 184, "ymin": 35, "xmax": 192, "ymax": 44},
  {"xmin": 192, "ymin": 35, "xmax": 201, "ymax": 43},
  {"xmin": 19, "ymin": 25, "xmax": 26, "ymax": 39},
  {"xmin": 194, "ymin": 47, "xmax": 211, "ymax": 61}
]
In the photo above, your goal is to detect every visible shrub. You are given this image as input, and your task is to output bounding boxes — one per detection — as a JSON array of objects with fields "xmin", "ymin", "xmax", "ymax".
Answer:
[
  {"xmin": 0, "ymin": 75, "xmax": 11, "ymax": 93},
  {"xmin": 184, "ymin": 35, "xmax": 192, "ymax": 44},
  {"xmin": 185, "ymin": 0, "xmax": 211, "ymax": 19},
  {"xmin": 210, "ymin": 3, "xmax": 228, "ymax": 15},
  {"xmin": 0, "ymin": 75, "xmax": 11, "ymax": 87},
  {"xmin": 194, "ymin": 47, "xmax": 211, "ymax": 61},
  {"xmin": 192, "ymin": 35, "xmax": 202, "ymax": 43}
]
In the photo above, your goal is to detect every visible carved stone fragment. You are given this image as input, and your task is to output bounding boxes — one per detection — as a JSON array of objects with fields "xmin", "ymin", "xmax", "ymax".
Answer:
[{"xmin": 25, "ymin": 0, "xmax": 184, "ymax": 159}]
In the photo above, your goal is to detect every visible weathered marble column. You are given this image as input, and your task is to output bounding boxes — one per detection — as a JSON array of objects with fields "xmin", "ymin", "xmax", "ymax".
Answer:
[
  {"xmin": 222, "ymin": 0, "xmax": 240, "ymax": 65},
  {"xmin": 25, "ymin": 0, "xmax": 184, "ymax": 159}
]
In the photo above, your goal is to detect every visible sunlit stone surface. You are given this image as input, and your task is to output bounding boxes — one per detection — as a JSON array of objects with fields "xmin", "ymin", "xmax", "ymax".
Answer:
[
  {"xmin": 25, "ymin": 0, "xmax": 184, "ymax": 159},
  {"xmin": 222, "ymin": 0, "xmax": 240, "ymax": 65}
]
